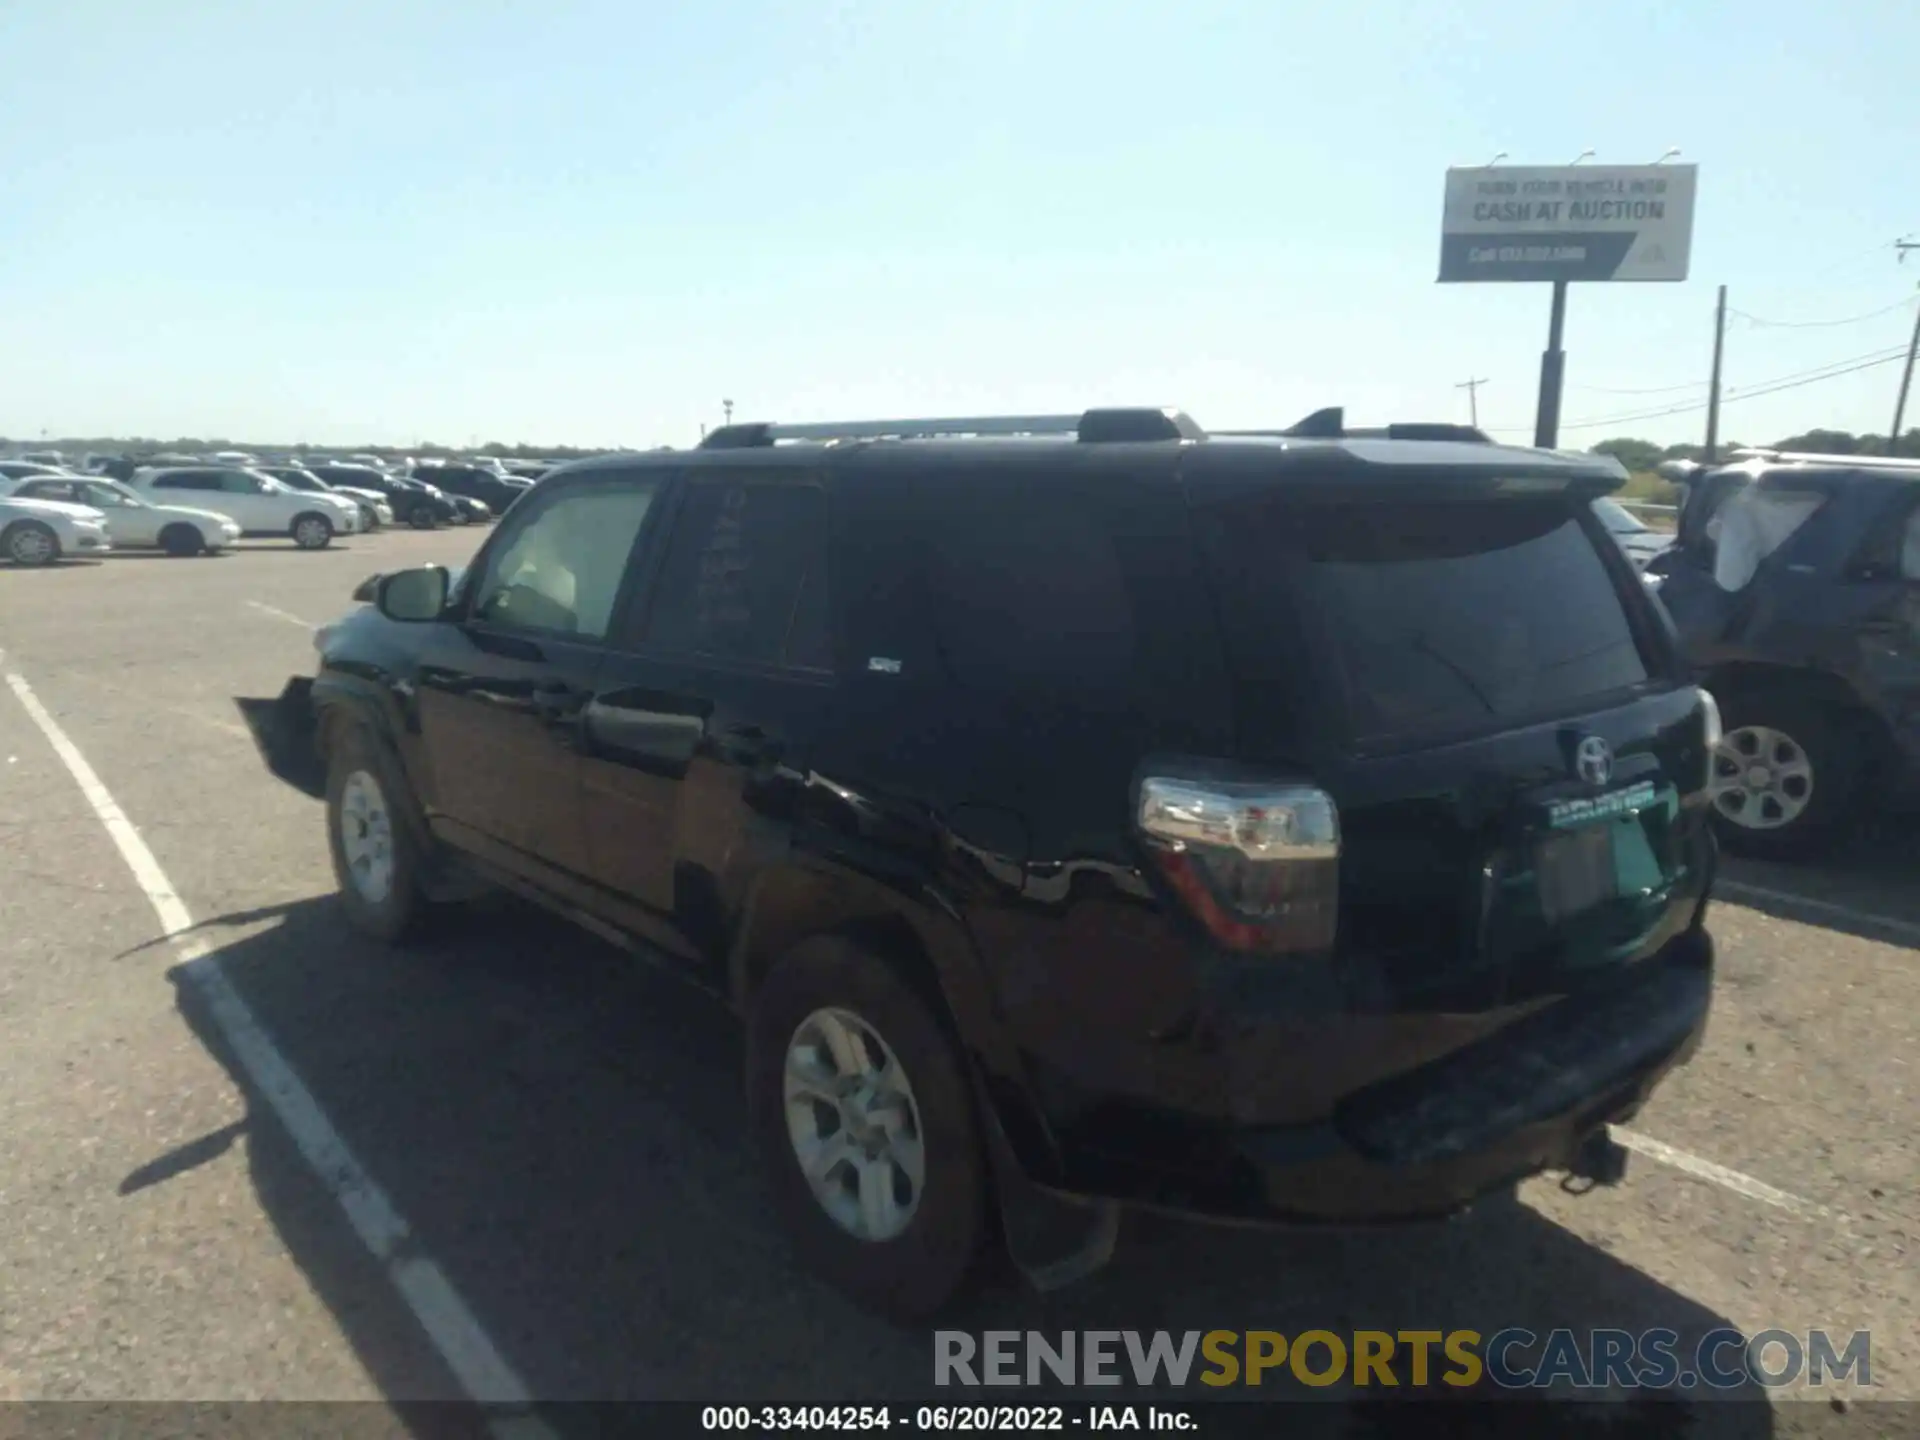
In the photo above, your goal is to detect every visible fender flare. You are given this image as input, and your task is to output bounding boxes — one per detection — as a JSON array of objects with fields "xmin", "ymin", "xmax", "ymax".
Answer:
[{"xmin": 725, "ymin": 855, "xmax": 1062, "ymax": 1184}]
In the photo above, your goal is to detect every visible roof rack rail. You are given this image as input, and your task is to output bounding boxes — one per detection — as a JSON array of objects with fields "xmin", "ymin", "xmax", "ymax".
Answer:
[
  {"xmin": 698, "ymin": 408, "xmax": 1203, "ymax": 450},
  {"xmin": 1214, "ymin": 409, "xmax": 1494, "ymax": 444}
]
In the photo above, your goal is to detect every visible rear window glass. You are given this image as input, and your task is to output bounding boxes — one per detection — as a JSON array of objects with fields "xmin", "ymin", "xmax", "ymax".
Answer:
[
  {"xmin": 1204, "ymin": 497, "xmax": 1651, "ymax": 745},
  {"xmin": 1709, "ymin": 486, "xmax": 1826, "ymax": 592}
]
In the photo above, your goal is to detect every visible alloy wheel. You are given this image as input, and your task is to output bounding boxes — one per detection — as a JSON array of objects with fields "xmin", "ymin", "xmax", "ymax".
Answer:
[{"xmin": 783, "ymin": 1007, "xmax": 926, "ymax": 1242}]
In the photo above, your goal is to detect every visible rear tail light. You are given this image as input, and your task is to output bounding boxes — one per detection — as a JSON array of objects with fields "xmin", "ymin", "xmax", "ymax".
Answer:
[{"xmin": 1137, "ymin": 772, "xmax": 1340, "ymax": 954}]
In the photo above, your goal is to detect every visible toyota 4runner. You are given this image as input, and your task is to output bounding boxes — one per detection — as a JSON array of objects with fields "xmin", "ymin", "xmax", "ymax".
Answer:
[{"xmin": 270, "ymin": 405, "xmax": 1722, "ymax": 1318}]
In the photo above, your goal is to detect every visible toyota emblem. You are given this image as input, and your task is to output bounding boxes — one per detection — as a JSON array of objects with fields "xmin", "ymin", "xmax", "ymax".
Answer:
[{"xmin": 1573, "ymin": 735, "xmax": 1614, "ymax": 787}]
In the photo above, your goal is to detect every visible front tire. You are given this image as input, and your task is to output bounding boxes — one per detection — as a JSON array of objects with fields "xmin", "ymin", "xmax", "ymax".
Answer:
[
  {"xmin": 325, "ymin": 726, "xmax": 430, "ymax": 943},
  {"xmin": 291, "ymin": 512, "xmax": 335, "ymax": 550},
  {"xmin": 408, "ymin": 506, "xmax": 438, "ymax": 531},
  {"xmin": 746, "ymin": 936, "xmax": 987, "ymax": 1320},
  {"xmin": 160, "ymin": 524, "xmax": 204, "ymax": 557},
  {"xmin": 1707, "ymin": 688, "xmax": 1864, "ymax": 860},
  {"xmin": 4, "ymin": 520, "xmax": 59, "ymax": 567}
]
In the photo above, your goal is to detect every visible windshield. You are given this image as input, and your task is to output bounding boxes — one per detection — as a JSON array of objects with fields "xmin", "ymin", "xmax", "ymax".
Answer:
[
  {"xmin": 1201, "ymin": 495, "xmax": 1653, "ymax": 747},
  {"xmin": 1591, "ymin": 497, "xmax": 1650, "ymax": 535},
  {"xmin": 86, "ymin": 481, "xmax": 145, "ymax": 508}
]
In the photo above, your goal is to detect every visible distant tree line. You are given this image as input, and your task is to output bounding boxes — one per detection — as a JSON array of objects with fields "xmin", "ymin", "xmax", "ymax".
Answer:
[{"xmin": 1591, "ymin": 427, "xmax": 1920, "ymax": 475}]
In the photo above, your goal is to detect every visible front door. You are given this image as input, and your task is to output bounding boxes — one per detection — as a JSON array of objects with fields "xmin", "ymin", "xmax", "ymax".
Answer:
[{"xmin": 416, "ymin": 471, "xmax": 670, "ymax": 888}]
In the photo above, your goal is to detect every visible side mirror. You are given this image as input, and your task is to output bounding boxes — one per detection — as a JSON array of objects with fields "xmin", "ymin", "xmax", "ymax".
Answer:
[{"xmin": 376, "ymin": 566, "xmax": 450, "ymax": 622}]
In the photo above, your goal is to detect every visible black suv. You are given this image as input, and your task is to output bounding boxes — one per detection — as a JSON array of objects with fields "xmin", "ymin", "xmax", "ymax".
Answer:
[
  {"xmin": 275, "ymin": 406, "xmax": 1719, "ymax": 1318},
  {"xmin": 413, "ymin": 463, "xmax": 527, "ymax": 516},
  {"xmin": 1653, "ymin": 453, "xmax": 1920, "ymax": 858},
  {"xmin": 309, "ymin": 465, "xmax": 458, "ymax": 530}
]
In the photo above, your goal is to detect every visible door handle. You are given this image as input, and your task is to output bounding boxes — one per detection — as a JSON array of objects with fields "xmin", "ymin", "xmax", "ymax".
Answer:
[{"xmin": 530, "ymin": 684, "xmax": 587, "ymax": 720}]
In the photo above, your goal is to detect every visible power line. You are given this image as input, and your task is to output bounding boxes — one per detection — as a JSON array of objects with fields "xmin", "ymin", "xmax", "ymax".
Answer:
[
  {"xmin": 1569, "ymin": 377, "xmax": 1709, "ymax": 397},
  {"xmin": 1557, "ymin": 346, "xmax": 1910, "ymax": 433},
  {"xmin": 1728, "ymin": 294, "xmax": 1919, "ymax": 329}
]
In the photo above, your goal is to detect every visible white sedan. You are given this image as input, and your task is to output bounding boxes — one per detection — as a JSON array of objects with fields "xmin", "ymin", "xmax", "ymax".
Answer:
[
  {"xmin": 0, "ymin": 475, "xmax": 242, "ymax": 556},
  {"xmin": 129, "ymin": 466, "xmax": 360, "ymax": 548},
  {"xmin": 0, "ymin": 495, "xmax": 112, "ymax": 566}
]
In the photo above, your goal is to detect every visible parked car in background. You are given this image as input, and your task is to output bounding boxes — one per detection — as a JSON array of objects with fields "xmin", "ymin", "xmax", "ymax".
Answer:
[
  {"xmin": 276, "ymin": 405, "xmax": 1718, "ymax": 1319},
  {"xmin": 0, "ymin": 492, "xmax": 111, "ymax": 566},
  {"xmin": 129, "ymin": 466, "xmax": 360, "ymax": 548},
  {"xmin": 412, "ymin": 463, "xmax": 522, "ymax": 515},
  {"xmin": 1655, "ymin": 454, "xmax": 1920, "ymax": 858},
  {"xmin": 212, "ymin": 450, "xmax": 259, "ymax": 467},
  {"xmin": 1592, "ymin": 497, "xmax": 1672, "ymax": 570},
  {"xmin": 18, "ymin": 450, "xmax": 67, "ymax": 467},
  {"xmin": 256, "ymin": 465, "xmax": 393, "ymax": 531},
  {"xmin": 0, "ymin": 460, "xmax": 71, "ymax": 482},
  {"xmin": 308, "ymin": 465, "xmax": 457, "ymax": 530},
  {"xmin": 0, "ymin": 475, "xmax": 240, "ymax": 556}
]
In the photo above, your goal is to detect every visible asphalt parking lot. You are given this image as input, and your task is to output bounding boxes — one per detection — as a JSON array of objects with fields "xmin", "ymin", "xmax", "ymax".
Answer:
[{"xmin": 0, "ymin": 533, "xmax": 1913, "ymax": 1435}]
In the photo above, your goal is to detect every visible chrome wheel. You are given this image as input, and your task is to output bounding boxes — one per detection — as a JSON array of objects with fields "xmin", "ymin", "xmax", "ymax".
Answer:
[
  {"xmin": 1709, "ymin": 724, "xmax": 1814, "ymax": 831},
  {"xmin": 338, "ymin": 770, "xmax": 395, "ymax": 903},
  {"xmin": 784, "ymin": 1007, "xmax": 926, "ymax": 1242},
  {"xmin": 293, "ymin": 516, "xmax": 331, "ymax": 549},
  {"xmin": 8, "ymin": 524, "xmax": 55, "ymax": 566}
]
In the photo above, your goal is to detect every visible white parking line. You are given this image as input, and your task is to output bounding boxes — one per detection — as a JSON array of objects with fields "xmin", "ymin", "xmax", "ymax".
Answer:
[
  {"xmin": 1610, "ymin": 1128, "xmax": 1834, "ymax": 1221},
  {"xmin": 1, "ymin": 658, "xmax": 551, "ymax": 1436},
  {"xmin": 245, "ymin": 600, "xmax": 317, "ymax": 629},
  {"xmin": 1717, "ymin": 878, "xmax": 1920, "ymax": 947}
]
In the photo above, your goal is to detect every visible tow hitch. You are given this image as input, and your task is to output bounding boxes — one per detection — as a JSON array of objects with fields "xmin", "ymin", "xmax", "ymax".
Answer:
[{"xmin": 1561, "ymin": 1127, "xmax": 1630, "ymax": 1192}]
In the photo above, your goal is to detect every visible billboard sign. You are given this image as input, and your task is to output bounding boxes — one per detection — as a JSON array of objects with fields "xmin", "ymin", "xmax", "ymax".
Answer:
[{"xmin": 1438, "ymin": 164, "xmax": 1697, "ymax": 283}]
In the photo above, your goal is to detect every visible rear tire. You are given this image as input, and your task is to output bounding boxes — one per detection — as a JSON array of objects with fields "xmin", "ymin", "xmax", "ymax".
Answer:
[
  {"xmin": 325, "ymin": 725, "xmax": 431, "ymax": 944},
  {"xmin": 3, "ymin": 520, "xmax": 59, "ymax": 567},
  {"xmin": 1707, "ymin": 687, "xmax": 1863, "ymax": 860},
  {"xmin": 746, "ymin": 935, "xmax": 987, "ymax": 1320},
  {"xmin": 291, "ymin": 512, "xmax": 334, "ymax": 550},
  {"xmin": 160, "ymin": 524, "xmax": 203, "ymax": 557}
]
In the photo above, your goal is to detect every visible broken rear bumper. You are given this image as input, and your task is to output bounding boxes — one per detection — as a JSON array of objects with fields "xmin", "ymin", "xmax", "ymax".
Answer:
[{"xmin": 1051, "ymin": 926, "xmax": 1714, "ymax": 1226}]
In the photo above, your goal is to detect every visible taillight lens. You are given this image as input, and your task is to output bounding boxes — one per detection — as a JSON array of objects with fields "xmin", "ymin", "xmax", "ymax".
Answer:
[{"xmin": 1137, "ymin": 774, "xmax": 1340, "ymax": 955}]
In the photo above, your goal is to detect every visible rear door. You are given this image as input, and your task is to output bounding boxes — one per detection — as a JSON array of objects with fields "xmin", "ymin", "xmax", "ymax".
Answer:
[
  {"xmin": 576, "ymin": 467, "xmax": 834, "ymax": 965},
  {"xmin": 416, "ymin": 471, "xmax": 668, "ymax": 886},
  {"xmin": 1190, "ymin": 483, "xmax": 1708, "ymax": 1010},
  {"xmin": 76, "ymin": 481, "xmax": 163, "ymax": 545},
  {"xmin": 1843, "ymin": 487, "xmax": 1920, "ymax": 772}
]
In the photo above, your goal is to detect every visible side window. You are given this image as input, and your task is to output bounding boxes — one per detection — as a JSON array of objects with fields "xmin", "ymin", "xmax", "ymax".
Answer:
[
  {"xmin": 220, "ymin": 471, "xmax": 261, "ymax": 494},
  {"xmin": 470, "ymin": 480, "xmax": 660, "ymax": 640},
  {"xmin": 17, "ymin": 481, "xmax": 72, "ymax": 502},
  {"xmin": 153, "ymin": 473, "xmax": 197, "ymax": 491},
  {"xmin": 919, "ymin": 474, "xmax": 1137, "ymax": 701},
  {"xmin": 642, "ymin": 479, "xmax": 830, "ymax": 669},
  {"xmin": 80, "ymin": 483, "xmax": 132, "ymax": 507}
]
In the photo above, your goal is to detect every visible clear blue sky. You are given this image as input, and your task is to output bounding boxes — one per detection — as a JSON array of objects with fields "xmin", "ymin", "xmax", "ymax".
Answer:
[{"xmin": 2, "ymin": 0, "xmax": 1915, "ymax": 451}]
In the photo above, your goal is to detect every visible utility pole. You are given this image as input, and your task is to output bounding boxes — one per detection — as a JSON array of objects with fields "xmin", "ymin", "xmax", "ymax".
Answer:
[
  {"xmin": 1892, "ymin": 242, "xmax": 1920, "ymax": 452},
  {"xmin": 1455, "ymin": 377, "xmax": 1488, "ymax": 427},
  {"xmin": 1533, "ymin": 281, "xmax": 1570, "ymax": 449},
  {"xmin": 1704, "ymin": 284, "xmax": 1728, "ymax": 461}
]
